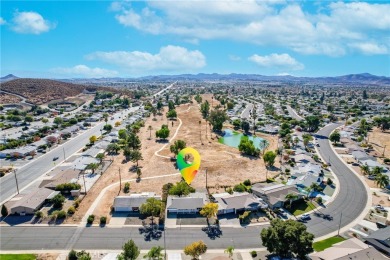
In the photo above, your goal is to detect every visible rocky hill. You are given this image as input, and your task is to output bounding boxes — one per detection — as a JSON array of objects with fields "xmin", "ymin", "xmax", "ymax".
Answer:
[{"xmin": 0, "ymin": 78, "xmax": 104, "ymax": 105}]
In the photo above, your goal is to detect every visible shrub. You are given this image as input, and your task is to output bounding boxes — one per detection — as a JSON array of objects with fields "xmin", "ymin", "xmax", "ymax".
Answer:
[
  {"xmin": 226, "ymin": 187, "xmax": 233, "ymax": 194},
  {"xmin": 124, "ymin": 182, "xmax": 130, "ymax": 193},
  {"xmin": 243, "ymin": 179, "xmax": 251, "ymax": 186},
  {"xmin": 55, "ymin": 183, "xmax": 81, "ymax": 193},
  {"xmin": 100, "ymin": 216, "xmax": 107, "ymax": 225},
  {"xmin": 87, "ymin": 214, "xmax": 95, "ymax": 224},
  {"xmin": 73, "ymin": 199, "xmax": 80, "ymax": 208},
  {"xmin": 57, "ymin": 210, "xmax": 66, "ymax": 219},
  {"xmin": 68, "ymin": 249, "xmax": 78, "ymax": 260},
  {"xmin": 316, "ymin": 197, "xmax": 323, "ymax": 204},
  {"xmin": 51, "ymin": 194, "xmax": 65, "ymax": 208},
  {"xmin": 250, "ymin": 251, "xmax": 257, "ymax": 257},
  {"xmin": 233, "ymin": 183, "xmax": 246, "ymax": 192},
  {"xmin": 326, "ymin": 178, "xmax": 333, "ymax": 185},
  {"xmin": 67, "ymin": 206, "xmax": 76, "ymax": 215},
  {"xmin": 35, "ymin": 210, "xmax": 43, "ymax": 218}
]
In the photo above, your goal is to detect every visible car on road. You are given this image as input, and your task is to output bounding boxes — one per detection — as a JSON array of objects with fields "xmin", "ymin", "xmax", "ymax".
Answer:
[
  {"xmin": 323, "ymin": 214, "xmax": 333, "ymax": 220},
  {"xmin": 53, "ymin": 156, "xmax": 59, "ymax": 161},
  {"xmin": 300, "ymin": 214, "xmax": 311, "ymax": 221}
]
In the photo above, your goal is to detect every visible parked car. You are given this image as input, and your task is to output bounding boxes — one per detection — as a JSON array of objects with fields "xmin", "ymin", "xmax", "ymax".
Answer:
[
  {"xmin": 278, "ymin": 209, "xmax": 288, "ymax": 218},
  {"xmin": 375, "ymin": 205, "xmax": 388, "ymax": 212},
  {"xmin": 368, "ymin": 175, "xmax": 376, "ymax": 180}
]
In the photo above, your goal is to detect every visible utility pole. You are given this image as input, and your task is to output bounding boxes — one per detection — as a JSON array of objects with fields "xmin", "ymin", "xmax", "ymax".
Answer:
[
  {"xmin": 83, "ymin": 172, "xmax": 87, "ymax": 195},
  {"xmin": 118, "ymin": 168, "xmax": 122, "ymax": 192},
  {"xmin": 13, "ymin": 168, "xmax": 19, "ymax": 194},
  {"xmin": 205, "ymin": 167, "xmax": 208, "ymax": 191},
  {"xmin": 337, "ymin": 211, "xmax": 343, "ymax": 236}
]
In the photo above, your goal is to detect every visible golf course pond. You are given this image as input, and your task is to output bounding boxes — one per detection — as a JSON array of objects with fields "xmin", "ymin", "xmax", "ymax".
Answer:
[{"xmin": 218, "ymin": 129, "xmax": 269, "ymax": 150}]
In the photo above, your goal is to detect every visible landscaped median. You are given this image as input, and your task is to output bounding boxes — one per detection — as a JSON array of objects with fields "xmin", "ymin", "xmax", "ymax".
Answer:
[{"xmin": 312, "ymin": 236, "xmax": 346, "ymax": 252}]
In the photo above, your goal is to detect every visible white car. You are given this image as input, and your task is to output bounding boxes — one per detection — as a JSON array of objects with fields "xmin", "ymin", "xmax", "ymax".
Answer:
[{"xmin": 278, "ymin": 209, "xmax": 288, "ymax": 217}]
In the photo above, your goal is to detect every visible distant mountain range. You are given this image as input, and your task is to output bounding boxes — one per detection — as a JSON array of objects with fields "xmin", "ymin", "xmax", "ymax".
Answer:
[{"xmin": 1, "ymin": 73, "xmax": 389, "ymax": 86}]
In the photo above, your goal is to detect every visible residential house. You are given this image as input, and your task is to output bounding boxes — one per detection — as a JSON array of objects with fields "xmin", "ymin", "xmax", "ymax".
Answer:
[
  {"xmin": 166, "ymin": 193, "xmax": 207, "ymax": 214},
  {"xmin": 252, "ymin": 183, "xmax": 301, "ymax": 209},
  {"xmin": 364, "ymin": 226, "xmax": 390, "ymax": 256},
  {"xmin": 10, "ymin": 188, "xmax": 59, "ymax": 215},
  {"xmin": 213, "ymin": 192, "xmax": 267, "ymax": 215},
  {"xmin": 71, "ymin": 156, "xmax": 100, "ymax": 171},
  {"xmin": 113, "ymin": 192, "xmax": 161, "ymax": 212}
]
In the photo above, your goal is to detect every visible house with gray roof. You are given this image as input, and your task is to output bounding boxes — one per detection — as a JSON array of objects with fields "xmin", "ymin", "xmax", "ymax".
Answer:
[
  {"xmin": 114, "ymin": 192, "xmax": 161, "ymax": 212},
  {"xmin": 166, "ymin": 193, "xmax": 207, "ymax": 214},
  {"xmin": 10, "ymin": 188, "xmax": 59, "ymax": 215},
  {"xmin": 252, "ymin": 183, "xmax": 302, "ymax": 209},
  {"xmin": 213, "ymin": 192, "xmax": 267, "ymax": 215},
  {"xmin": 364, "ymin": 226, "xmax": 390, "ymax": 256}
]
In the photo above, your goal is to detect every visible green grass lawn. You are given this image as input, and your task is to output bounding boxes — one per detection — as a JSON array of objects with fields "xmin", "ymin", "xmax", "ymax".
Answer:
[
  {"xmin": 0, "ymin": 254, "xmax": 36, "ymax": 260},
  {"xmin": 288, "ymin": 200, "xmax": 316, "ymax": 216},
  {"xmin": 313, "ymin": 236, "xmax": 346, "ymax": 252}
]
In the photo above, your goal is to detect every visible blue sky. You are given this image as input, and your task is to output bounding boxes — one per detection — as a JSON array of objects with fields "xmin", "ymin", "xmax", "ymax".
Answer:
[{"xmin": 1, "ymin": 1, "xmax": 389, "ymax": 78}]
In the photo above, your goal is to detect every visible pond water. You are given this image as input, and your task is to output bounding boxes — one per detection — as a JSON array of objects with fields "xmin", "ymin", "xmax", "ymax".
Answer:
[{"xmin": 218, "ymin": 129, "xmax": 268, "ymax": 150}]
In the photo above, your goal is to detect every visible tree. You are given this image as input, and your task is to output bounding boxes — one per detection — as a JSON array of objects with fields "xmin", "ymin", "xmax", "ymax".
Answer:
[
  {"xmin": 232, "ymin": 119, "xmax": 241, "ymax": 129},
  {"xmin": 375, "ymin": 174, "xmax": 389, "ymax": 189},
  {"xmin": 238, "ymin": 139, "xmax": 260, "ymax": 157},
  {"xmin": 360, "ymin": 164, "xmax": 370, "ymax": 175},
  {"xmin": 118, "ymin": 239, "xmax": 140, "ymax": 260},
  {"xmin": 329, "ymin": 130, "xmax": 341, "ymax": 145},
  {"xmin": 140, "ymin": 198, "xmax": 162, "ymax": 225},
  {"xmin": 305, "ymin": 115, "xmax": 320, "ymax": 132},
  {"xmin": 127, "ymin": 133, "xmax": 141, "ymax": 150},
  {"xmin": 51, "ymin": 194, "xmax": 65, "ymax": 208},
  {"xmin": 200, "ymin": 101, "xmax": 210, "ymax": 119},
  {"xmin": 103, "ymin": 124, "xmax": 113, "ymax": 132},
  {"xmin": 263, "ymin": 151, "xmax": 277, "ymax": 167},
  {"xmin": 167, "ymin": 109, "xmax": 177, "ymax": 119},
  {"xmin": 136, "ymin": 167, "xmax": 142, "ymax": 179},
  {"xmin": 144, "ymin": 246, "xmax": 164, "ymax": 260},
  {"xmin": 47, "ymin": 135, "xmax": 58, "ymax": 144},
  {"xmin": 1, "ymin": 204, "xmax": 8, "ymax": 217},
  {"xmin": 130, "ymin": 149, "xmax": 143, "ymax": 167},
  {"xmin": 293, "ymin": 137, "xmax": 299, "ymax": 147},
  {"xmin": 54, "ymin": 117, "xmax": 63, "ymax": 125},
  {"xmin": 168, "ymin": 100, "xmax": 176, "ymax": 110},
  {"xmin": 170, "ymin": 140, "xmax": 186, "ymax": 156},
  {"xmin": 24, "ymin": 115, "xmax": 33, "ymax": 122},
  {"xmin": 106, "ymin": 143, "xmax": 121, "ymax": 154},
  {"xmin": 285, "ymin": 193, "xmax": 298, "ymax": 208},
  {"xmin": 89, "ymin": 135, "xmax": 97, "ymax": 144},
  {"xmin": 168, "ymin": 181, "xmax": 195, "ymax": 196},
  {"xmin": 156, "ymin": 125, "xmax": 170, "ymax": 140},
  {"xmin": 224, "ymin": 246, "xmax": 234, "ymax": 259},
  {"xmin": 372, "ymin": 166, "xmax": 383, "ymax": 176},
  {"xmin": 96, "ymin": 153, "xmax": 105, "ymax": 164},
  {"xmin": 86, "ymin": 163, "xmax": 99, "ymax": 174},
  {"xmin": 241, "ymin": 121, "xmax": 250, "ymax": 133},
  {"xmin": 184, "ymin": 240, "xmax": 207, "ymax": 260},
  {"xmin": 363, "ymin": 89, "xmax": 368, "ymax": 99},
  {"xmin": 41, "ymin": 118, "xmax": 49, "ymax": 124},
  {"xmin": 148, "ymin": 125, "xmax": 153, "ymax": 140},
  {"xmin": 200, "ymin": 203, "xmax": 218, "ymax": 226},
  {"xmin": 209, "ymin": 109, "xmax": 228, "ymax": 132},
  {"xmin": 261, "ymin": 218, "xmax": 314, "ymax": 258},
  {"xmin": 115, "ymin": 121, "xmax": 121, "ymax": 127}
]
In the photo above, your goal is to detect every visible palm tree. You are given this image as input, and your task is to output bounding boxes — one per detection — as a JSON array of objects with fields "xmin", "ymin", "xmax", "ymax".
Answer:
[
  {"xmin": 375, "ymin": 174, "xmax": 389, "ymax": 189},
  {"xmin": 285, "ymin": 193, "xmax": 298, "ymax": 208},
  {"xmin": 148, "ymin": 125, "xmax": 153, "ymax": 140},
  {"xmin": 96, "ymin": 153, "xmax": 105, "ymax": 164},
  {"xmin": 252, "ymin": 105, "xmax": 257, "ymax": 135},
  {"xmin": 261, "ymin": 139, "xmax": 268, "ymax": 155},
  {"xmin": 144, "ymin": 246, "xmax": 164, "ymax": 260},
  {"xmin": 86, "ymin": 163, "xmax": 99, "ymax": 174},
  {"xmin": 224, "ymin": 246, "xmax": 234, "ymax": 259},
  {"xmin": 360, "ymin": 164, "xmax": 370, "ymax": 175},
  {"xmin": 305, "ymin": 183, "xmax": 321, "ymax": 198},
  {"xmin": 372, "ymin": 166, "xmax": 383, "ymax": 176}
]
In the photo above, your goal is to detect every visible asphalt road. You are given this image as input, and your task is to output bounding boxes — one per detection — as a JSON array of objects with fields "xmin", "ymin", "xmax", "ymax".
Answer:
[
  {"xmin": 240, "ymin": 102, "xmax": 254, "ymax": 119},
  {"xmin": 0, "ymin": 226, "xmax": 266, "ymax": 250},
  {"xmin": 303, "ymin": 123, "xmax": 368, "ymax": 236},
  {"xmin": 286, "ymin": 105, "xmax": 303, "ymax": 121},
  {"xmin": 0, "ymin": 107, "xmax": 139, "ymax": 204},
  {"xmin": 0, "ymin": 124, "xmax": 368, "ymax": 251}
]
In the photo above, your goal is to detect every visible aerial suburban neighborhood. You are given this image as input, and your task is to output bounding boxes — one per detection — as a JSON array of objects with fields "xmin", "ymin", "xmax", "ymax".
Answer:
[{"xmin": 1, "ymin": 0, "xmax": 390, "ymax": 260}]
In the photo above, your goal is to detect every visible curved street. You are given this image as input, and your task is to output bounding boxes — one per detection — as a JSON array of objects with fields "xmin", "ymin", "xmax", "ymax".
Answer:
[{"xmin": 0, "ymin": 123, "xmax": 369, "ymax": 250}]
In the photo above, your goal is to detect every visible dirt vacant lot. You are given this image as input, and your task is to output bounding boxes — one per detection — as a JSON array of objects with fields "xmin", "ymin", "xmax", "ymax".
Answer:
[
  {"xmin": 69, "ymin": 94, "xmax": 278, "ymax": 223},
  {"xmin": 368, "ymin": 127, "xmax": 390, "ymax": 159}
]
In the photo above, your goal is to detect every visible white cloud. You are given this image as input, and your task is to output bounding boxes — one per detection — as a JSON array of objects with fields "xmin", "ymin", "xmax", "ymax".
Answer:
[
  {"xmin": 348, "ymin": 42, "xmax": 388, "ymax": 55},
  {"xmin": 11, "ymin": 11, "xmax": 55, "ymax": 34},
  {"xmin": 51, "ymin": 65, "xmax": 118, "ymax": 78},
  {"xmin": 112, "ymin": 1, "xmax": 390, "ymax": 56},
  {"xmin": 0, "ymin": 17, "xmax": 6, "ymax": 25},
  {"xmin": 249, "ymin": 53, "xmax": 304, "ymax": 70},
  {"xmin": 86, "ymin": 45, "xmax": 206, "ymax": 72}
]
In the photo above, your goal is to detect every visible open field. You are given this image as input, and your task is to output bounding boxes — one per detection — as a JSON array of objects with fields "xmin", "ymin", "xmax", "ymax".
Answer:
[
  {"xmin": 69, "ymin": 94, "xmax": 278, "ymax": 224},
  {"xmin": 0, "ymin": 93, "xmax": 22, "ymax": 104},
  {"xmin": 368, "ymin": 127, "xmax": 390, "ymax": 159}
]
